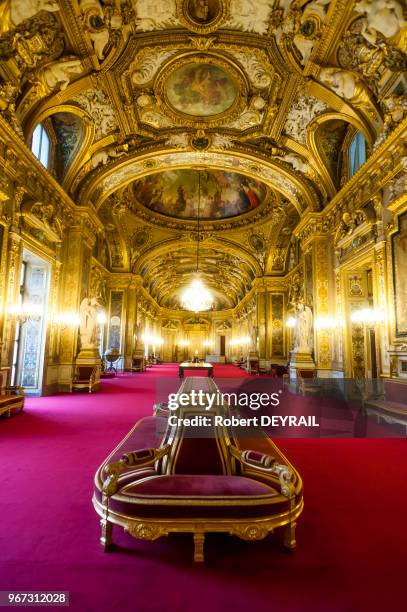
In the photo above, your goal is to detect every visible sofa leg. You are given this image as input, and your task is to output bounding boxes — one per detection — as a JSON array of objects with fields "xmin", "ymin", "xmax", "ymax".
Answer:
[
  {"xmin": 278, "ymin": 521, "xmax": 296, "ymax": 550},
  {"xmin": 100, "ymin": 518, "xmax": 113, "ymax": 551},
  {"xmin": 193, "ymin": 532, "xmax": 205, "ymax": 562}
]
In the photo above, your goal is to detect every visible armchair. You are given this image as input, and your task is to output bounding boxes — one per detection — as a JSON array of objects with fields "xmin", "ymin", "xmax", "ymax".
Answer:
[
  {"xmin": 130, "ymin": 356, "xmax": 146, "ymax": 373},
  {"xmin": 71, "ymin": 365, "xmax": 98, "ymax": 393},
  {"xmin": 93, "ymin": 377, "xmax": 303, "ymax": 562},
  {"xmin": 297, "ymin": 368, "xmax": 319, "ymax": 395}
]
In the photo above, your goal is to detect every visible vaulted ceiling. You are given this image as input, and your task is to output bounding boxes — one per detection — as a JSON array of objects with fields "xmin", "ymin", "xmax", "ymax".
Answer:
[{"xmin": 1, "ymin": 0, "xmax": 405, "ymax": 309}]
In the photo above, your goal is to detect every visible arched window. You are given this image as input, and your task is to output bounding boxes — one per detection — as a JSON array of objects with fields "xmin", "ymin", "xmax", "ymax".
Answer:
[
  {"xmin": 348, "ymin": 131, "xmax": 366, "ymax": 177},
  {"xmin": 31, "ymin": 123, "xmax": 50, "ymax": 169}
]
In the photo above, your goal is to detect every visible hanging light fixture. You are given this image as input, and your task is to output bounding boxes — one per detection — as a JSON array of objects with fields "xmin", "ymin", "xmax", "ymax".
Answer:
[{"xmin": 181, "ymin": 170, "xmax": 214, "ymax": 312}]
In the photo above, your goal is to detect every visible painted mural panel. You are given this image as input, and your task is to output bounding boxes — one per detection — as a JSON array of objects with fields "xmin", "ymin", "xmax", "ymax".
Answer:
[
  {"xmin": 392, "ymin": 212, "xmax": 407, "ymax": 335},
  {"xmin": 187, "ymin": 0, "xmax": 221, "ymax": 23},
  {"xmin": 108, "ymin": 291, "xmax": 123, "ymax": 350},
  {"xmin": 133, "ymin": 170, "xmax": 267, "ymax": 219},
  {"xmin": 166, "ymin": 63, "xmax": 237, "ymax": 116}
]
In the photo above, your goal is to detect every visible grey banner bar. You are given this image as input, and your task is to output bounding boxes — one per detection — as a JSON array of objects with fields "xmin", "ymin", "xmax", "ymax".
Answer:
[{"xmin": 0, "ymin": 593, "xmax": 69, "ymax": 607}]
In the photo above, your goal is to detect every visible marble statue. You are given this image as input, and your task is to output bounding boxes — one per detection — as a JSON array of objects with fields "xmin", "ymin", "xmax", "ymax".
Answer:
[
  {"xmin": 354, "ymin": 0, "xmax": 406, "ymax": 46},
  {"xmin": 294, "ymin": 302, "xmax": 313, "ymax": 352},
  {"xmin": 275, "ymin": 153, "xmax": 310, "ymax": 174},
  {"xmin": 42, "ymin": 59, "xmax": 83, "ymax": 91},
  {"xmin": 79, "ymin": 297, "xmax": 100, "ymax": 349},
  {"xmin": 319, "ymin": 67, "xmax": 357, "ymax": 100},
  {"xmin": 91, "ymin": 145, "xmax": 127, "ymax": 168},
  {"xmin": 318, "ymin": 67, "xmax": 375, "ymax": 112},
  {"xmin": 0, "ymin": 0, "xmax": 59, "ymax": 34}
]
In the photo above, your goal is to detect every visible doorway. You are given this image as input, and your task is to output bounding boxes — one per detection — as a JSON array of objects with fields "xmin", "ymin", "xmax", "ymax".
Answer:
[{"xmin": 11, "ymin": 249, "xmax": 51, "ymax": 394}]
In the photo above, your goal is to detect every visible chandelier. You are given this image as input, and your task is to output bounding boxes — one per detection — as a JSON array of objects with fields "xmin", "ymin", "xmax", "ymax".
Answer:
[{"xmin": 180, "ymin": 171, "xmax": 214, "ymax": 312}]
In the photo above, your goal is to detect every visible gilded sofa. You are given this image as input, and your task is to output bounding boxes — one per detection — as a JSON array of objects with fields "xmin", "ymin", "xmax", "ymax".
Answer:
[
  {"xmin": 0, "ymin": 385, "xmax": 25, "ymax": 418},
  {"xmin": 93, "ymin": 377, "xmax": 303, "ymax": 562}
]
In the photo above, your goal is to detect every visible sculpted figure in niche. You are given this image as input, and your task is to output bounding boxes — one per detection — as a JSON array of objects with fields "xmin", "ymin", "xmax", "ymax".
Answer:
[
  {"xmin": 79, "ymin": 0, "xmax": 110, "ymax": 60},
  {"xmin": 354, "ymin": 0, "xmax": 406, "ymax": 48},
  {"xmin": 79, "ymin": 297, "xmax": 100, "ymax": 349},
  {"xmin": 294, "ymin": 302, "xmax": 313, "ymax": 352},
  {"xmin": 91, "ymin": 144, "xmax": 128, "ymax": 168},
  {"xmin": 41, "ymin": 58, "xmax": 83, "ymax": 91},
  {"xmin": 0, "ymin": 0, "xmax": 59, "ymax": 34},
  {"xmin": 318, "ymin": 67, "xmax": 376, "ymax": 111}
]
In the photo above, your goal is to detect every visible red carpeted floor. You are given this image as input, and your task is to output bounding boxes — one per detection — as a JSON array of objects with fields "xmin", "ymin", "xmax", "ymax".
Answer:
[{"xmin": 1, "ymin": 363, "xmax": 406, "ymax": 612}]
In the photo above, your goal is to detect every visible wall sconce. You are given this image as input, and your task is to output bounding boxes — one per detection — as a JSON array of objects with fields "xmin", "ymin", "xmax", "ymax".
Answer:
[
  {"xmin": 180, "ymin": 339, "xmax": 190, "ymax": 347},
  {"xmin": 96, "ymin": 311, "xmax": 107, "ymax": 325},
  {"xmin": 285, "ymin": 316, "xmax": 296, "ymax": 328},
  {"xmin": 142, "ymin": 333, "xmax": 164, "ymax": 345},
  {"xmin": 315, "ymin": 316, "xmax": 340, "ymax": 330},
  {"xmin": 55, "ymin": 311, "xmax": 80, "ymax": 327},
  {"xmin": 203, "ymin": 340, "xmax": 213, "ymax": 348},
  {"xmin": 8, "ymin": 302, "xmax": 42, "ymax": 324},
  {"xmin": 230, "ymin": 336, "xmax": 250, "ymax": 346},
  {"xmin": 351, "ymin": 308, "xmax": 385, "ymax": 325}
]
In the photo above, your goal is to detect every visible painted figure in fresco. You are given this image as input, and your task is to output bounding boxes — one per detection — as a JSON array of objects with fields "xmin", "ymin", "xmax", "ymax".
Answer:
[
  {"xmin": 174, "ymin": 185, "xmax": 188, "ymax": 214},
  {"xmin": 238, "ymin": 182, "xmax": 251, "ymax": 211},
  {"xmin": 134, "ymin": 170, "xmax": 265, "ymax": 220},
  {"xmin": 294, "ymin": 302, "xmax": 313, "ymax": 352},
  {"xmin": 190, "ymin": 0, "xmax": 209, "ymax": 21},
  {"xmin": 168, "ymin": 63, "xmax": 235, "ymax": 116}
]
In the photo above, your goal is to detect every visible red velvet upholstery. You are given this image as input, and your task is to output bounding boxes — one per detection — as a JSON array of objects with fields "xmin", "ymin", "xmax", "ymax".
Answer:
[
  {"xmin": 172, "ymin": 436, "xmax": 226, "ymax": 475},
  {"xmin": 109, "ymin": 474, "xmax": 283, "ymax": 519},
  {"xmin": 76, "ymin": 366, "xmax": 96, "ymax": 380}
]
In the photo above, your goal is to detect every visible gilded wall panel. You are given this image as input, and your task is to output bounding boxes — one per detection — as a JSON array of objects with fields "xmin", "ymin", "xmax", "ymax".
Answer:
[
  {"xmin": 271, "ymin": 294, "xmax": 284, "ymax": 357},
  {"xmin": 392, "ymin": 212, "xmax": 407, "ymax": 336}
]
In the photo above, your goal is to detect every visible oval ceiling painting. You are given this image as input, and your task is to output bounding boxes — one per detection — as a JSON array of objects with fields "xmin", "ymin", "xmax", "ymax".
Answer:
[
  {"xmin": 133, "ymin": 170, "xmax": 267, "ymax": 220},
  {"xmin": 166, "ymin": 63, "xmax": 237, "ymax": 117}
]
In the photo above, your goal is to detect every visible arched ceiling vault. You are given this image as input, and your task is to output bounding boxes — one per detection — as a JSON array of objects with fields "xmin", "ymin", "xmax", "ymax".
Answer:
[{"xmin": 2, "ymin": 0, "xmax": 405, "ymax": 311}]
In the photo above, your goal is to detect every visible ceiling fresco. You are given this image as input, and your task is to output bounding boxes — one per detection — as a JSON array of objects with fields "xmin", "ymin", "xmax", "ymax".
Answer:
[
  {"xmin": 0, "ymin": 0, "xmax": 405, "ymax": 310},
  {"xmin": 166, "ymin": 62, "xmax": 237, "ymax": 117},
  {"xmin": 132, "ymin": 170, "xmax": 267, "ymax": 220}
]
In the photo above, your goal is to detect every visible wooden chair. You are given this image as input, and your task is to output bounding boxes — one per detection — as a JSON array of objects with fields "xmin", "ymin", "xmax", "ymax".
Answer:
[
  {"xmin": 297, "ymin": 369, "xmax": 319, "ymax": 395},
  {"xmin": 130, "ymin": 357, "xmax": 146, "ymax": 373},
  {"xmin": 71, "ymin": 366, "xmax": 98, "ymax": 393},
  {"xmin": 247, "ymin": 359, "xmax": 259, "ymax": 375}
]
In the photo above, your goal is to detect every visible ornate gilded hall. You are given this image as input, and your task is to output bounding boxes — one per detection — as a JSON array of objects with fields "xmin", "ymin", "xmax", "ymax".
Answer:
[{"xmin": 0, "ymin": 1, "xmax": 406, "ymax": 611}]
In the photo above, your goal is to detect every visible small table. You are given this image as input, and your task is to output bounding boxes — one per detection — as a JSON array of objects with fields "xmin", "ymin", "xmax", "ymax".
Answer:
[
  {"xmin": 179, "ymin": 362, "xmax": 214, "ymax": 379},
  {"xmin": 104, "ymin": 352, "xmax": 122, "ymax": 374}
]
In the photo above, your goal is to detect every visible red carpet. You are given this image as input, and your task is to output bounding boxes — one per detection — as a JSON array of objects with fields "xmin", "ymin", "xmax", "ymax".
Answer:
[{"xmin": 1, "ymin": 364, "xmax": 406, "ymax": 612}]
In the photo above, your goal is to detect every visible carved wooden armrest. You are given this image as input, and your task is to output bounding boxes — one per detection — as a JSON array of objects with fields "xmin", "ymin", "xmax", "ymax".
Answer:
[
  {"xmin": 102, "ymin": 444, "xmax": 170, "ymax": 496},
  {"xmin": 229, "ymin": 445, "xmax": 295, "ymax": 498},
  {"xmin": 229, "ymin": 445, "xmax": 276, "ymax": 468},
  {"xmin": 5, "ymin": 385, "xmax": 25, "ymax": 396}
]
